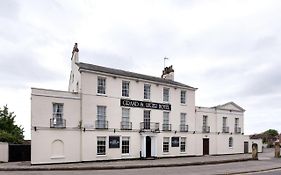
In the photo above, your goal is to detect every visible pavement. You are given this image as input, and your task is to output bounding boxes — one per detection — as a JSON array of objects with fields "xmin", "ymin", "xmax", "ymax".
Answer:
[{"xmin": 0, "ymin": 148, "xmax": 280, "ymax": 173}]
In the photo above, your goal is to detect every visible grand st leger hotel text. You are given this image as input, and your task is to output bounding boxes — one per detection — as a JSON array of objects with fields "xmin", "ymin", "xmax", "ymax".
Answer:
[{"xmin": 31, "ymin": 43, "xmax": 261, "ymax": 164}]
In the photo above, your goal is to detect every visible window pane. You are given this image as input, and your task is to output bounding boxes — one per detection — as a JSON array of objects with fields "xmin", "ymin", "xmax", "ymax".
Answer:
[
  {"xmin": 163, "ymin": 137, "xmax": 169, "ymax": 152},
  {"xmin": 53, "ymin": 103, "xmax": 63, "ymax": 119},
  {"xmin": 180, "ymin": 91, "xmax": 186, "ymax": 104},
  {"xmin": 180, "ymin": 137, "xmax": 186, "ymax": 152},
  {"xmin": 144, "ymin": 84, "xmax": 151, "ymax": 99},
  {"xmin": 97, "ymin": 137, "xmax": 106, "ymax": 155},
  {"xmin": 180, "ymin": 113, "xmax": 186, "ymax": 125},
  {"xmin": 122, "ymin": 137, "xmax": 130, "ymax": 154},
  {"xmin": 163, "ymin": 88, "xmax": 169, "ymax": 102},
  {"xmin": 163, "ymin": 112, "xmax": 169, "ymax": 124},
  {"xmin": 97, "ymin": 77, "xmax": 106, "ymax": 94},
  {"xmin": 122, "ymin": 81, "xmax": 130, "ymax": 97}
]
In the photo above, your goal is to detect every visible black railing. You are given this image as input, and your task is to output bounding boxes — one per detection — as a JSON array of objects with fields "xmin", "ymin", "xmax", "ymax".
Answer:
[
  {"xmin": 95, "ymin": 120, "xmax": 108, "ymax": 129},
  {"xmin": 202, "ymin": 126, "xmax": 210, "ymax": 133},
  {"xmin": 162, "ymin": 124, "xmax": 172, "ymax": 131},
  {"xmin": 120, "ymin": 121, "xmax": 132, "ymax": 130},
  {"xmin": 180, "ymin": 124, "xmax": 188, "ymax": 132},
  {"xmin": 50, "ymin": 118, "xmax": 66, "ymax": 128},
  {"xmin": 140, "ymin": 122, "xmax": 160, "ymax": 132},
  {"xmin": 222, "ymin": 126, "xmax": 229, "ymax": 133},
  {"xmin": 235, "ymin": 127, "xmax": 241, "ymax": 133}
]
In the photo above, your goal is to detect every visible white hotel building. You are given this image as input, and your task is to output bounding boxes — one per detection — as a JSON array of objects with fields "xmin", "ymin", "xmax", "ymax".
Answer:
[{"xmin": 31, "ymin": 44, "xmax": 261, "ymax": 164}]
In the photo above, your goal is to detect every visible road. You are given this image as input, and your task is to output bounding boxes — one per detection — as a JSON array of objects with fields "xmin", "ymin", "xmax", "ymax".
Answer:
[
  {"xmin": 0, "ymin": 163, "xmax": 281, "ymax": 175},
  {"xmin": 244, "ymin": 168, "xmax": 281, "ymax": 175}
]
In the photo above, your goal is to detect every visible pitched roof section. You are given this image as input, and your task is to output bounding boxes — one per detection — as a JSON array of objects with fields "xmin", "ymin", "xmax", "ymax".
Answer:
[
  {"xmin": 214, "ymin": 102, "xmax": 246, "ymax": 112},
  {"xmin": 76, "ymin": 62, "xmax": 197, "ymax": 90}
]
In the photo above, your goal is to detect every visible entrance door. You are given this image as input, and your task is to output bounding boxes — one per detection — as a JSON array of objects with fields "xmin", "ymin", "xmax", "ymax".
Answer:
[
  {"xmin": 146, "ymin": 136, "xmax": 151, "ymax": 157},
  {"xmin": 244, "ymin": 142, "xmax": 249, "ymax": 153},
  {"xmin": 203, "ymin": 138, "xmax": 209, "ymax": 155}
]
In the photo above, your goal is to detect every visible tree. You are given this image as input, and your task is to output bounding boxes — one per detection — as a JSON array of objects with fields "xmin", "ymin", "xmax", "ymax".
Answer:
[
  {"xmin": 0, "ymin": 105, "xmax": 24, "ymax": 144},
  {"xmin": 262, "ymin": 129, "xmax": 279, "ymax": 147}
]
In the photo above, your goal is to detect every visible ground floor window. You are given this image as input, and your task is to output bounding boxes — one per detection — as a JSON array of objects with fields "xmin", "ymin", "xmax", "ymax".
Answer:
[
  {"xmin": 180, "ymin": 137, "xmax": 186, "ymax": 152},
  {"xmin": 163, "ymin": 137, "xmax": 169, "ymax": 153},
  {"xmin": 122, "ymin": 137, "xmax": 130, "ymax": 154},
  {"xmin": 97, "ymin": 137, "xmax": 106, "ymax": 155}
]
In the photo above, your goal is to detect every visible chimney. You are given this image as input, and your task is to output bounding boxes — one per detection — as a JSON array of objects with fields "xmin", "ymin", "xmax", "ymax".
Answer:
[
  {"xmin": 161, "ymin": 65, "xmax": 174, "ymax": 80},
  {"xmin": 71, "ymin": 43, "xmax": 79, "ymax": 63}
]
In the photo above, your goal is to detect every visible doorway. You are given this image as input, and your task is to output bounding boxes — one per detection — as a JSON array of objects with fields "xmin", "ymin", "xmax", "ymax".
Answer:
[
  {"xmin": 146, "ymin": 136, "xmax": 151, "ymax": 157},
  {"xmin": 244, "ymin": 142, "xmax": 249, "ymax": 153},
  {"xmin": 203, "ymin": 138, "xmax": 209, "ymax": 155}
]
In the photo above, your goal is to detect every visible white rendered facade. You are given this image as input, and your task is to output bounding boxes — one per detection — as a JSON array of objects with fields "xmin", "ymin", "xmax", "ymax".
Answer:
[{"xmin": 31, "ymin": 44, "xmax": 261, "ymax": 164}]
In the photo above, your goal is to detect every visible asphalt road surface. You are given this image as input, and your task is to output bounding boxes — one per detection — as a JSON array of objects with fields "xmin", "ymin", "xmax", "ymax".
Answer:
[{"xmin": 1, "ymin": 162, "xmax": 281, "ymax": 175}]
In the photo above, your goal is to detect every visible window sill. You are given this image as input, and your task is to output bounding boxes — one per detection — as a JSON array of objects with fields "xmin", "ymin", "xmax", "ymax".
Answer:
[
  {"xmin": 96, "ymin": 154, "xmax": 107, "ymax": 157},
  {"xmin": 50, "ymin": 155, "xmax": 65, "ymax": 159},
  {"xmin": 180, "ymin": 152, "xmax": 187, "ymax": 154},
  {"xmin": 180, "ymin": 103, "xmax": 187, "ymax": 106},
  {"xmin": 96, "ymin": 93, "xmax": 107, "ymax": 97},
  {"xmin": 162, "ymin": 152, "xmax": 169, "ymax": 155}
]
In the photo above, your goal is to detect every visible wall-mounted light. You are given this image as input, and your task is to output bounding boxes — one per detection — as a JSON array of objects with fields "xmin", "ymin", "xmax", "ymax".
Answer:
[
  {"xmin": 174, "ymin": 131, "xmax": 177, "ymax": 134},
  {"xmin": 114, "ymin": 129, "xmax": 116, "ymax": 133},
  {"xmin": 83, "ymin": 128, "xmax": 86, "ymax": 132},
  {"xmin": 218, "ymin": 132, "xmax": 220, "ymax": 135},
  {"xmin": 193, "ymin": 131, "xmax": 196, "ymax": 134},
  {"xmin": 34, "ymin": 126, "xmax": 37, "ymax": 131}
]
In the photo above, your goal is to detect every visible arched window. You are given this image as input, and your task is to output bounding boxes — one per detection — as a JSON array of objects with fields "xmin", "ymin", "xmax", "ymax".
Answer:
[{"xmin": 229, "ymin": 137, "xmax": 233, "ymax": 148}]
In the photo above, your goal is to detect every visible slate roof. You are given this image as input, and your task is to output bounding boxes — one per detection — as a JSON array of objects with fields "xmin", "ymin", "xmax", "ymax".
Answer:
[{"xmin": 76, "ymin": 62, "xmax": 197, "ymax": 90}]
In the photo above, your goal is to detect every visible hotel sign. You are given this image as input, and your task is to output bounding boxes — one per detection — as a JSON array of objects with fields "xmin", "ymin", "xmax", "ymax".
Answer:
[{"xmin": 120, "ymin": 99, "xmax": 171, "ymax": 111}]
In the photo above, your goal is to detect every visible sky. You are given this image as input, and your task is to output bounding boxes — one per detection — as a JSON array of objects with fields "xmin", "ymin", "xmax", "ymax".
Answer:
[{"xmin": 1, "ymin": 0, "xmax": 281, "ymax": 139}]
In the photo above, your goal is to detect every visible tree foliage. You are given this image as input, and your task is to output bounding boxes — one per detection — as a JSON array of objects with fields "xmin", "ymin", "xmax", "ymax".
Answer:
[
  {"xmin": 263, "ymin": 129, "xmax": 279, "ymax": 137},
  {"xmin": 0, "ymin": 105, "xmax": 24, "ymax": 144},
  {"xmin": 261, "ymin": 129, "xmax": 279, "ymax": 146}
]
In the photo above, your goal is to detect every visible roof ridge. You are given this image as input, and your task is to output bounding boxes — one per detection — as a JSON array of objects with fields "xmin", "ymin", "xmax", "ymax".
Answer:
[{"xmin": 76, "ymin": 62, "xmax": 197, "ymax": 90}]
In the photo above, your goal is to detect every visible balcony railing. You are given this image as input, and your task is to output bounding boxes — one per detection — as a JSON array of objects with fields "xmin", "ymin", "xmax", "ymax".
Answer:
[
  {"xmin": 120, "ymin": 121, "xmax": 132, "ymax": 130},
  {"xmin": 180, "ymin": 124, "xmax": 188, "ymax": 132},
  {"xmin": 222, "ymin": 126, "xmax": 229, "ymax": 133},
  {"xmin": 50, "ymin": 118, "xmax": 66, "ymax": 128},
  {"xmin": 235, "ymin": 127, "xmax": 241, "ymax": 133},
  {"xmin": 95, "ymin": 120, "xmax": 108, "ymax": 129},
  {"xmin": 162, "ymin": 124, "xmax": 172, "ymax": 131},
  {"xmin": 202, "ymin": 126, "xmax": 210, "ymax": 133},
  {"xmin": 140, "ymin": 122, "xmax": 160, "ymax": 132}
]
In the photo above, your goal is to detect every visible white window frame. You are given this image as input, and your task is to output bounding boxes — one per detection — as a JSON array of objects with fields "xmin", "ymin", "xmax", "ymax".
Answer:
[
  {"xmin": 121, "ymin": 108, "xmax": 130, "ymax": 129},
  {"xmin": 97, "ymin": 77, "xmax": 106, "ymax": 94},
  {"xmin": 144, "ymin": 84, "xmax": 151, "ymax": 100},
  {"xmin": 180, "ymin": 113, "xmax": 186, "ymax": 125},
  {"xmin": 53, "ymin": 103, "xmax": 63, "ymax": 119},
  {"xmin": 163, "ymin": 88, "xmax": 169, "ymax": 102},
  {"xmin": 97, "ymin": 136, "xmax": 106, "ymax": 155},
  {"xmin": 180, "ymin": 137, "xmax": 186, "ymax": 152},
  {"xmin": 180, "ymin": 90, "xmax": 186, "ymax": 104},
  {"xmin": 163, "ymin": 137, "xmax": 169, "ymax": 153},
  {"xmin": 52, "ymin": 103, "xmax": 64, "ymax": 127},
  {"xmin": 97, "ymin": 106, "xmax": 106, "ymax": 128},
  {"xmin": 122, "ymin": 137, "xmax": 130, "ymax": 154},
  {"xmin": 122, "ymin": 81, "xmax": 130, "ymax": 97}
]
